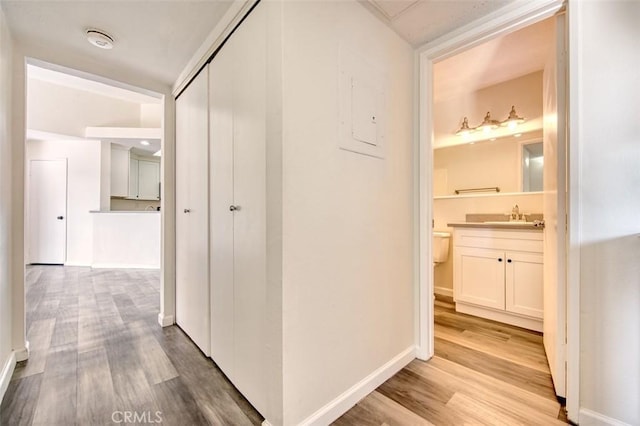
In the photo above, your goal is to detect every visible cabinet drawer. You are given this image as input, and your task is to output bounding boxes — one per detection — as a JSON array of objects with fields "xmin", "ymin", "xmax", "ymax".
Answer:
[{"xmin": 454, "ymin": 229, "xmax": 543, "ymax": 253}]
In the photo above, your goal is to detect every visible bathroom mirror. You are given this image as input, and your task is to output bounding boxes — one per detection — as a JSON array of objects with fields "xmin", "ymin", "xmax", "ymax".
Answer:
[
  {"xmin": 521, "ymin": 141, "xmax": 543, "ymax": 192},
  {"xmin": 433, "ymin": 131, "xmax": 543, "ymax": 197}
]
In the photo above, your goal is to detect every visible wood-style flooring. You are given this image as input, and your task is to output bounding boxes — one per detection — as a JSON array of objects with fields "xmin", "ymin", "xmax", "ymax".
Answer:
[
  {"xmin": 334, "ymin": 296, "xmax": 568, "ymax": 425},
  {"xmin": 2, "ymin": 267, "xmax": 567, "ymax": 425},
  {"xmin": 0, "ymin": 266, "xmax": 263, "ymax": 426}
]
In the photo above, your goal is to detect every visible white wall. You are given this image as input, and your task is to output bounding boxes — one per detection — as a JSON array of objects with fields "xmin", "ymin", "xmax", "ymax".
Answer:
[
  {"xmin": 27, "ymin": 78, "xmax": 142, "ymax": 138},
  {"xmin": 140, "ymin": 103, "xmax": 162, "ymax": 127},
  {"xmin": 280, "ymin": 2, "xmax": 414, "ymax": 424},
  {"xmin": 26, "ymin": 139, "xmax": 102, "ymax": 266},
  {"xmin": 573, "ymin": 2, "xmax": 640, "ymax": 425},
  {"xmin": 0, "ymin": 5, "xmax": 14, "ymax": 402}
]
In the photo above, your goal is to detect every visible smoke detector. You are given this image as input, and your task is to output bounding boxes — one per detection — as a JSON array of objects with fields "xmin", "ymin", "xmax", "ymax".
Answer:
[{"xmin": 86, "ymin": 29, "xmax": 114, "ymax": 50}]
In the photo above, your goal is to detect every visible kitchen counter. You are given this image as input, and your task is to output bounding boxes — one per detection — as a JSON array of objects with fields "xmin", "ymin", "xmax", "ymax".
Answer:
[
  {"xmin": 91, "ymin": 211, "xmax": 160, "ymax": 268},
  {"xmin": 447, "ymin": 221, "xmax": 544, "ymax": 231},
  {"xmin": 90, "ymin": 210, "xmax": 159, "ymax": 214}
]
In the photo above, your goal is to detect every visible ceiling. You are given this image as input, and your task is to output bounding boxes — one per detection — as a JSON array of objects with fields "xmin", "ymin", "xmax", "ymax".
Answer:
[
  {"xmin": 364, "ymin": 0, "xmax": 516, "ymax": 46},
  {"xmin": 434, "ymin": 17, "xmax": 554, "ymax": 100},
  {"xmin": 0, "ymin": 0, "xmax": 233, "ymax": 87},
  {"xmin": 28, "ymin": 64, "xmax": 161, "ymax": 104}
]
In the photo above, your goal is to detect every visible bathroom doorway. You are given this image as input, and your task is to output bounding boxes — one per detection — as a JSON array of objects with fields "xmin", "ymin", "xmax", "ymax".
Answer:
[{"xmin": 416, "ymin": 2, "xmax": 576, "ymax": 419}]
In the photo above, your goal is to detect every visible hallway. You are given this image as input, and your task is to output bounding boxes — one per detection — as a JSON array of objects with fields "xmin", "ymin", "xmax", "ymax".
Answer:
[
  {"xmin": 0, "ymin": 266, "xmax": 262, "ymax": 425},
  {"xmin": 2, "ymin": 267, "xmax": 567, "ymax": 425}
]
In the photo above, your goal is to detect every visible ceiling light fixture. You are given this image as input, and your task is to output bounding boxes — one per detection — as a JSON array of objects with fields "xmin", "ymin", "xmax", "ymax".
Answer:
[
  {"xmin": 140, "ymin": 140, "xmax": 150, "ymax": 146},
  {"xmin": 455, "ymin": 117, "xmax": 474, "ymax": 136},
  {"xmin": 86, "ymin": 28, "xmax": 114, "ymax": 50},
  {"xmin": 501, "ymin": 105, "xmax": 525, "ymax": 129}
]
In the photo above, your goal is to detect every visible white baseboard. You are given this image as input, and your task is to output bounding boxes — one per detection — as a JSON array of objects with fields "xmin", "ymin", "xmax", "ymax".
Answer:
[
  {"xmin": 456, "ymin": 302, "xmax": 543, "ymax": 332},
  {"xmin": 0, "ymin": 351, "xmax": 17, "ymax": 404},
  {"xmin": 64, "ymin": 261, "xmax": 91, "ymax": 267},
  {"xmin": 300, "ymin": 345, "xmax": 416, "ymax": 426},
  {"xmin": 157, "ymin": 313, "xmax": 175, "ymax": 327},
  {"xmin": 14, "ymin": 341, "xmax": 29, "ymax": 362},
  {"xmin": 91, "ymin": 263, "xmax": 160, "ymax": 270},
  {"xmin": 579, "ymin": 408, "xmax": 633, "ymax": 426},
  {"xmin": 434, "ymin": 286, "xmax": 453, "ymax": 297}
]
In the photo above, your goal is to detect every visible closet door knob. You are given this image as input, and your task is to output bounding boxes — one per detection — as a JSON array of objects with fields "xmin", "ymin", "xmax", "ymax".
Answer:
[
  {"xmin": 229, "ymin": 205, "xmax": 240, "ymax": 212},
  {"xmin": 183, "ymin": 209, "xmax": 191, "ymax": 213},
  {"xmin": 56, "ymin": 216, "xmax": 64, "ymax": 220}
]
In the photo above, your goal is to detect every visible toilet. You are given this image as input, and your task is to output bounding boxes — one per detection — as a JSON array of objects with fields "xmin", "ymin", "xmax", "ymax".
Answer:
[{"xmin": 433, "ymin": 231, "xmax": 451, "ymax": 265}]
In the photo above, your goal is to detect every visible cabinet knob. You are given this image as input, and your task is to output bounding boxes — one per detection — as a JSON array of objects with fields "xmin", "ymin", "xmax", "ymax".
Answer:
[
  {"xmin": 229, "ymin": 205, "xmax": 240, "ymax": 211},
  {"xmin": 498, "ymin": 258, "xmax": 503, "ymax": 262},
  {"xmin": 507, "ymin": 259, "xmax": 512, "ymax": 263}
]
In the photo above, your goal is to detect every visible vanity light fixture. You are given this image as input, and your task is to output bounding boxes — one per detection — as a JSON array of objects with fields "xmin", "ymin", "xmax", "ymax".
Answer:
[
  {"xmin": 501, "ymin": 105, "xmax": 525, "ymax": 129},
  {"xmin": 455, "ymin": 117, "xmax": 474, "ymax": 136},
  {"xmin": 476, "ymin": 111, "xmax": 500, "ymax": 133}
]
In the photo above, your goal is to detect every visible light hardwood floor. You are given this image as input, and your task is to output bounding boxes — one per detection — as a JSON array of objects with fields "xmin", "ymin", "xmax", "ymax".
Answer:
[
  {"xmin": 1, "ymin": 266, "xmax": 263, "ymax": 426},
  {"xmin": 2, "ymin": 267, "xmax": 567, "ymax": 425},
  {"xmin": 334, "ymin": 297, "xmax": 568, "ymax": 425}
]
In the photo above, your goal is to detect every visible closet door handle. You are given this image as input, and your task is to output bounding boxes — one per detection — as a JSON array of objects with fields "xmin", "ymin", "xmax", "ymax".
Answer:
[
  {"xmin": 56, "ymin": 216, "xmax": 64, "ymax": 220},
  {"xmin": 229, "ymin": 205, "xmax": 240, "ymax": 212}
]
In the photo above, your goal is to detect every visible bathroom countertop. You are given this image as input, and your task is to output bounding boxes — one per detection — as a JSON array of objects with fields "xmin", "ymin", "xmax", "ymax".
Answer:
[{"xmin": 447, "ymin": 221, "xmax": 544, "ymax": 231}]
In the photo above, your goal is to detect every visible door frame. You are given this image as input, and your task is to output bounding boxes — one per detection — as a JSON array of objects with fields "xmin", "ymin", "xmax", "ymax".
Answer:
[{"xmin": 414, "ymin": 0, "xmax": 580, "ymax": 421}]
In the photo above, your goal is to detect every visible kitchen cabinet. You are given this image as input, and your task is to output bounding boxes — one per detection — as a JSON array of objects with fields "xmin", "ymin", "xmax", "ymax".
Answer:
[
  {"xmin": 128, "ymin": 158, "xmax": 160, "ymax": 200},
  {"xmin": 452, "ymin": 227, "xmax": 543, "ymax": 331},
  {"xmin": 110, "ymin": 146, "xmax": 129, "ymax": 197}
]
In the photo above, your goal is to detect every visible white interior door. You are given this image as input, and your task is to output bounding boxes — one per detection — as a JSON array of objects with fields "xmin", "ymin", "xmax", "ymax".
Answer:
[
  {"xmin": 542, "ymin": 13, "xmax": 567, "ymax": 398},
  {"xmin": 231, "ymin": 5, "xmax": 267, "ymax": 412},
  {"xmin": 28, "ymin": 159, "xmax": 67, "ymax": 264},
  {"xmin": 209, "ymin": 41, "xmax": 235, "ymax": 378},
  {"xmin": 175, "ymin": 68, "xmax": 211, "ymax": 356}
]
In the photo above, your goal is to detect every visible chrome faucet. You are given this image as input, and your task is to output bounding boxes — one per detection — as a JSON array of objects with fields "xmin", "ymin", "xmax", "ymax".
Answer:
[{"xmin": 511, "ymin": 204, "xmax": 520, "ymax": 221}]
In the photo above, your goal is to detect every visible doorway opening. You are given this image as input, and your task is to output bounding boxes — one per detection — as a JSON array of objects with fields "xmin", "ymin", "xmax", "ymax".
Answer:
[
  {"xmin": 25, "ymin": 60, "xmax": 164, "ymax": 269},
  {"xmin": 416, "ymin": 1, "xmax": 577, "ymax": 422}
]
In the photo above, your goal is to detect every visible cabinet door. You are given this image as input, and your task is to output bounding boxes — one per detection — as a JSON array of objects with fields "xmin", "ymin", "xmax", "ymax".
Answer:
[
  {"xmin": 175, "ymin": 67, "xmax": 210, "ymax": 356},
  {"xmin": 129, "ymin": 158, "xmax": 138, "ymax": 198},
  {"xmin": 505, "ymin": 251, "xmax": 543, "ymax": 319},
  {"xmin": 110, "ymin": 147, "xmax": 129, "ymax": 197},
  {"xmin": 137, "ymin": 160, "xmax": 160, "ymax": 200},
  {"xmin": 454, "ymin": 247, "xmax": 505, "ymax": 310}
]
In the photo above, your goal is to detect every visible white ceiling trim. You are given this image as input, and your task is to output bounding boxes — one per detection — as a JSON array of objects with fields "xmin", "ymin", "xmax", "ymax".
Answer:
[{"xmin": 27, "ymin": 63, "xmax": 162, "ymax": 105}]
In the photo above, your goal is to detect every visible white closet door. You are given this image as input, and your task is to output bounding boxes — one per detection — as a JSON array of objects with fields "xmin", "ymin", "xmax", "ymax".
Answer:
[
  {"xmin": 28, "ymin": 159, "xmax": 67, "ymax": 264},
  {"xmin": 231, "ymin": 4, "xmax": 267, "ymax": 413},
  {"xmin": 175, "ymin": 68, "xmax": 210, "ymax": 356},
  {"xmin": 209, "ymin": 41, "xmax": 235, "ymax": 378}
]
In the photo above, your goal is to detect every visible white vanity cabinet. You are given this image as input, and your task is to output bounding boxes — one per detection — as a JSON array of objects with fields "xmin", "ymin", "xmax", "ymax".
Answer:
[{"xmin": 452, "ymin": 226, "xmax": 543, "ymax": 331}]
